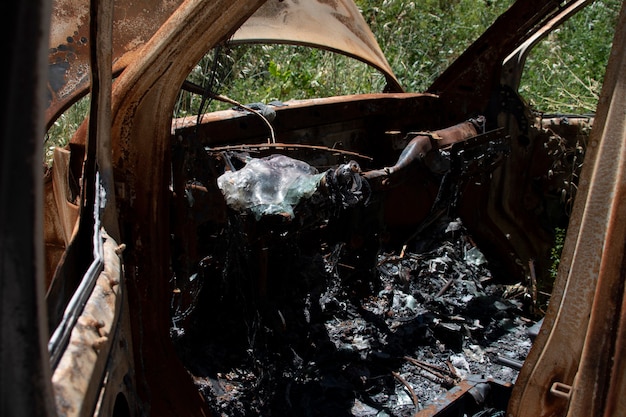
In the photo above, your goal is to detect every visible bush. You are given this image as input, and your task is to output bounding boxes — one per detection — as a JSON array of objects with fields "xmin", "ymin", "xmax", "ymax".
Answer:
[
  {"xmin": 47, "ymin": 2, "xmax": 622, "ymax": 152},
  {"xmin": 520, "ymin": 0, "xmax": 621, "ymax": 114},
  {"xmin": 176, "ymin": 0, "xmax": 516, "ymax": 115}
]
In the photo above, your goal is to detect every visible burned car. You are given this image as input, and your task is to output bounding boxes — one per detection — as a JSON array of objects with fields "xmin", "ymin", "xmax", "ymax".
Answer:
[{"xmin": 2, "ymin": 0, "xmax": 626, "ymax": 416}]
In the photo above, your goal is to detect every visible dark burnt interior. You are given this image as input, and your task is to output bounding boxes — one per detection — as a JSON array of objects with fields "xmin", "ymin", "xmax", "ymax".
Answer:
[{"xmin": 166, "ymin": 93, "xmax": 587, "ymax": 416}]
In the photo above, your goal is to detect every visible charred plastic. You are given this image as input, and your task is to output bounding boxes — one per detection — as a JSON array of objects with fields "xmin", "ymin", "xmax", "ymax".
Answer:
[{"xmin": 167, "ymin": 114, "xmax": 552, "ymax": 416}]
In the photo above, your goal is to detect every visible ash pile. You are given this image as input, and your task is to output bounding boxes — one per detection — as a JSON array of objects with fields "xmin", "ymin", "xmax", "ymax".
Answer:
[{"xmin": 170, "ymin": 155, "xmax": 538, "ymax": 417}]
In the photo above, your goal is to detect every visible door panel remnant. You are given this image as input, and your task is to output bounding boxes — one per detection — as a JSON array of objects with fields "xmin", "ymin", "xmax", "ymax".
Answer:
[
  {"xmin": 508, "ymin": 4, "xmax": 626, "ymax": 416},
  {"xmin": 46, "ymin": 0, "xmax": 401, "ymax": 129},
  {"xmin": 230, "ymin": 0, "xmax": 402, "ymax": 92}
]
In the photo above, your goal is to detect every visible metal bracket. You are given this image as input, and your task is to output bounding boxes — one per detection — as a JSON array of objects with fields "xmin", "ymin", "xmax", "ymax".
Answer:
[{"xmin": 550, "ymin": 382, "xmax": 572, "ymax": 400}]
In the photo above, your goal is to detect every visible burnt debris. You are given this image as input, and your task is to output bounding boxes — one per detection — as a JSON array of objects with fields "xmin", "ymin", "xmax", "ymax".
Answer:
[
  {"xmin": 169, "ymin": 120, "xmax": 537, "ymax": 416},
  {"xmin": 171, "ymin": 212, "xmax": 533, "ymax": 417}
]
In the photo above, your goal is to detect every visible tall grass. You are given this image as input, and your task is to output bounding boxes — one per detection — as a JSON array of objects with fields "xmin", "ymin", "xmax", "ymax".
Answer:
[
  {"xmin": 520, "ymin": 0, "xmax": 621, "ymax": 114},
  {"xmin": 44, "ymin": 96, "xmax": 90, "ymax": 163},
  {"xmin": 175, "ymin": 0, "xmax": 517, "ymax": 116},
  {"xmin": 46, "ymin": 1, "xmax": 621, "ymax": 155},
  {"xmin": 359, "ymin": 0, "xmax": 515, "ymax": 92}
]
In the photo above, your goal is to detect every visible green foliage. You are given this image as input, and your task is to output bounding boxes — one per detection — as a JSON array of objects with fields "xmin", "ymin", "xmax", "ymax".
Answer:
[
  {"xmin": 357, "ymin": 0, "xmax": 514, "ymax": 92},
  {"xmin": 520, "ymin": 0, "xmax": 621, "ymax": 114},
  {"xmin": 550, "ymin": 227, "xmax": 566, "ymax": 280},
  {"xmin": 174, "ymin": 44, "xmax": 387, "ymax": 117},
  {"xmin": 175, "ymin": 0, "xmax": 516, "ymax": 116},
  {"xmin": 49, "ymin": 2, "xmax": 621, "ymax": 152},
  {"xmin": 178, "ymin": 0, "xmax": 620, "ymax": 114},
  {"xmin": 44, "ymin": 96, "xmax": 90, "ymax": 163}
]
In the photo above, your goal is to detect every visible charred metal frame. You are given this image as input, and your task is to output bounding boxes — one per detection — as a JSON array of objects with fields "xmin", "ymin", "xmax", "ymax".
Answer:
[
  {"xmin": 3, "ymin": 0, "xmax": 626, "ymax": 417},
  {"xmin": 509, "ymin": 3, "xmax": 626, "ymax": 416},
  {"xmin": 1, "ymin": 1, "xmax": 56, "ymax": 417}
]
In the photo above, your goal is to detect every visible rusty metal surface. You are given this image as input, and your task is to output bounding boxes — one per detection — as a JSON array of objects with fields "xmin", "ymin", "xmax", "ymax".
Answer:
[
  {"xmin": 507, "ymin": 3, "xmax": 626, "ymax": 416},
  {"xmin": 91, "ymin": 290, "xmax": 137, "ymax": 417},
  {"xmin": 51, "ymin": 232, "xmax": 123, "ymax": 417},
  {"xmin": 51, "ymin": 147, "xmax": 79, "ymax": 245},
  {"xmin": 108, "ymin": 1, "xmax": 266, "ymax": 415},
  {"xmin": 555, "ymin": 3, "xmax": 626, "ymax": 416},
  {"xmin": 414, "ymin": 380, "xmax": 477, "ymax": 417},
  {"xmin": 42, "ymin": 148, "xmax": 80, "ymax": 290},
  {"xmin": 230, "ymin": 0, "xmax": 402, "ymax": 92},
  {"xmin": 601, "ymin": 284, "xmax": 626, "ymax": 417},
  {"xmin": 46, "ymin": 0, "xmax": 116, "ymax": 353},
  {"xmin": 414, "ymin": 379, "xmax": 512, "ymax": 417},
  {"xmin": 47, "ymin": 0, "xmax": 185, "ymax": 127},
  {"xmin": 466, "ymin": 112, "xmax": 589, "ymax": 293},
  {"xmin": 172, "ymin": 92, "xmax": 441, "ymax": 148},
  {"xmin": 44, "ymin": 169, "xmax": 68, "ymax": 290},
  {"xmin": 89, "ymin": 0, "xmax": 119, "ymax": 241},
  {"xmin": 47, "ymin": 0, "xmax": 401, "ymax": 129},
  {"xmin": 363, "ymin": 118, "xmax": 481, "ymax": 187}
]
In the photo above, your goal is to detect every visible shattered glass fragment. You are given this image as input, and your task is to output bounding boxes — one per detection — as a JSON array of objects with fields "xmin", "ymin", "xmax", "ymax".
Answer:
[
  {"xmin": 465, "ymin": 246, "xmax": 487, "ymax": 266},
  {"xmin": 392, "ymin": 292, "xmax": 418, "ymax": 314},
  {"xmin": 449, "ymin": 354, "xmax": 471, "ymax": 378},
  {"xmin": 351, "ymin": 398, "xmax": 379, "ymax": 416},
  {"xmin": 445, "ymin": 218, "xmax": 463, "ymax": 234},
  {"xmin": 394, "ymin": 383, "xmax": 414, "ymax": 406}
]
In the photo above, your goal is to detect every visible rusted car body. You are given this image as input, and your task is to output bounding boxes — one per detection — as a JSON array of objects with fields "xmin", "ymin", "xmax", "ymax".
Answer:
[{"xmin": 1, "ymin": 0, "xmax": 625, "ymax": 416}]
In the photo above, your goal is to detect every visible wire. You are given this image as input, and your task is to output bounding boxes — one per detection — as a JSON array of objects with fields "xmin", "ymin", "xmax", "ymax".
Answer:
[{"xmin": 194, "ymin": 44, "xmax": 223, "ymax": 138}]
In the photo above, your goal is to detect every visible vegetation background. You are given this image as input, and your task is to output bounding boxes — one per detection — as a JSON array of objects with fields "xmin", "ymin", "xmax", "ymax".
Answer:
[
  {"xmin": 174, "ymin": 0, "xmax": 620, "ymax": 117},
  {"xmin": 47, "ymin": 0, "xmax": 621, "ymax": 149}
]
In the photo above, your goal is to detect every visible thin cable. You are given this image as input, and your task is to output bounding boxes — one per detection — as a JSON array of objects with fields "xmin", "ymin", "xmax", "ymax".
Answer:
[
  {"xmin": 209, "ymin": 93, "xmax": 276, "ymax": 144},
  {"xmin": 194, "ymin": 45, "xmax": 222, "ymax": 138}
]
